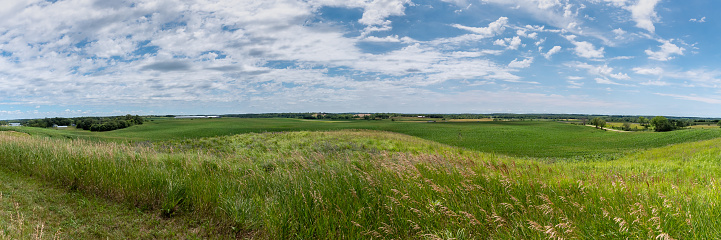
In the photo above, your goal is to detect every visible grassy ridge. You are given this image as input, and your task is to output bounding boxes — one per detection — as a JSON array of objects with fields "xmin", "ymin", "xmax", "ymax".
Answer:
[
  {"xmin": 1, "ymin": 130, "xmax": 720, "ymax": 239},
  {"xmin": 4, "ymin": 118, "xmax": 721, "ymax": 158}
]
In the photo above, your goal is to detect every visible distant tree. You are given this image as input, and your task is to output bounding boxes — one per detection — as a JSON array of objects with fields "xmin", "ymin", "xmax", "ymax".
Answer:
[
  {"xmin": 589, "ymin": 117, "xmax": 606, "ymax": 129},
  {"xmin": 637, "ymin": 116, "xmax": 648, "ymax": 126},
  {"xmin": 717, "ymin": 121, "xmax": 721, "ymax": 128},
  {"xmin": 0, "ymin": 120, "xmax": 7, "ymax": 126},
  {"xmin": 621, "ymin": 122, "xmax": 632, "ymax": 131},
  {"xmin": 650, "ymin": 116, "xmax": 674, "ymax": 132}
]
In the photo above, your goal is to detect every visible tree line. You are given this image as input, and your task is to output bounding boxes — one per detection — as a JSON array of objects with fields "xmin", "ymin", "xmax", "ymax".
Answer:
[
  {"xmin": 20, "ymin": 115, "xmax": 145, "ymax": 132},
  {"xmin": 589, "ymin": 116, "xmax": 711, "ymax": 132}
]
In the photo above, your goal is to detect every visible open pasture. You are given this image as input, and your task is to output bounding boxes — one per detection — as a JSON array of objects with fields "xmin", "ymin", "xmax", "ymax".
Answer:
[
  {"xmin": 6, "ymin": 118, "xmax": 721, "ymax": 158},
  {"xmin": 1, "ymin": 128, "xmax": 721, "ymax": 239}
]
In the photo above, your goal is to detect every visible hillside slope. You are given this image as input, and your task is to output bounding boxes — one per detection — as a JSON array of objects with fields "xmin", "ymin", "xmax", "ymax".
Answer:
[{"xmin": 1, "ymin": 130, "xmax": 719, "ymax": 239}]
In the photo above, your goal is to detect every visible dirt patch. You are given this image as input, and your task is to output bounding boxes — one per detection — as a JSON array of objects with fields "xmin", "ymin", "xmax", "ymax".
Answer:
[{"xmin": 585, "ymin": 125, "xmax": 630, "ymax": 132}]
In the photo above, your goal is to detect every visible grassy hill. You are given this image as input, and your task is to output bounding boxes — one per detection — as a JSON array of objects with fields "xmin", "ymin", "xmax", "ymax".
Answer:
[
  {"xmin": 1, "ymin": 128, "xmax": 720, "ymax": 239},
  {"xmin": 4, "ymin": 118, "xmax": 721, "ymax": 158}
]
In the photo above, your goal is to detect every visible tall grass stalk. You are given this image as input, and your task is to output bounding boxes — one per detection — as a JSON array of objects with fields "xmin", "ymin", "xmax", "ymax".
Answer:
[{"xmin": 1, "ymin": 130, "xmax": 720, "ymax": 238}]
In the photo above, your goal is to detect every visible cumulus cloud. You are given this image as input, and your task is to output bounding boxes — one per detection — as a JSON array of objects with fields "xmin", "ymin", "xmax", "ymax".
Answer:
[
  {"xmin": 628, "ymin": 0, "xmax": 660, "ymax": 32},
  {"xmin": 508, "ymin": 57, "xmax": 534, "ymax": 68},
  {"xmin": 516, "ymin": 29, "xmax": 538, "ymax": 39},
  {"xmin": 451, "ymin": 17, "xmax": 508, "ymax": 38},
  {"xmin": 0, "ymin": 0, "xmax": 714, "ymax": 118},
  {"xmin": 564, "ymin": 35, "xmax": 604, "ymax": 59},
  {"xmin": 493, "ymin": 36, "xmax": 523, "ymax": 50},
  {"xmin": 544, "ymin": 46, "xmax": 562, "ymax": 59},
  {"xmin": 570, "ymin": 62, "xmax": 629, "ymax": 81},
  {"xmin": 645, "ymin": 40, "xmax": 685, "ymax": 61},
  {"xmin": 362, "ymin": 35, "xmax": 402, "ymax": 42}
]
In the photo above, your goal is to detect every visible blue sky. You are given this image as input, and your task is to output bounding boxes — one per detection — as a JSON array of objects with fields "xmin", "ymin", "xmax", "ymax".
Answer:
[{"xmin": 1, "ymin": 0, "xmax": 720, "ymax": 119}]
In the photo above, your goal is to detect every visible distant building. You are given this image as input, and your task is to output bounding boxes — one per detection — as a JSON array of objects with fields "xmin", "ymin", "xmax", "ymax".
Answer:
[
  {"xmin": 418, "ymin": 116, "xmax": 426, "ymax": 118},
  {"xmin": 9, "ymin": 123, "xmax": 21, "ymax": 127}
]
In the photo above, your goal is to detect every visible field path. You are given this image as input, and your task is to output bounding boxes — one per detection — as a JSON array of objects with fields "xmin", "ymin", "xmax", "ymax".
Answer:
[{"xmin": 585, "ymin": 125, "xmax": 630, "ymax": 132}]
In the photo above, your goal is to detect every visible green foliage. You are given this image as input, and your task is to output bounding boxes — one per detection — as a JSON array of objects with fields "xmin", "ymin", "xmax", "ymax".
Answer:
[
  {"xmin": 651, "ymin": 116, "xmax": 674, "ymax": 132},
  {"xmin": 621, "ymin": 122, "xmax": 632, "ymax": 131},
  {"xmin": 6, "ymin": 118, "xmax": 721, "ymax": 158},
  {"xmin": 0, "ymin": 166, "xmax": 214, "ymax": 238},
  {"xmin": 3, "ymin": 130, "xmax": 721, "ymax": 238},
  {"xmin": 637, "ymin": 116, "xmax": 648, "ymax": 126},
  {"xmin": 589, "ymin": 117, "xmax": 606, "ymax": 129},
  {"xmin": 76, "ymin": 115, "xmax": 144, "ymax": 132},
  {"xmin": 718, "ymin": 121, "xmax": 721, "ymax": 128}
]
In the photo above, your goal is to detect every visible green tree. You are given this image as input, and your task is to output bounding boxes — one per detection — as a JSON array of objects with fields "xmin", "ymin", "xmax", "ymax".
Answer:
[
  {"xmin": 0, "ymin": 121, "xmax": 7, "ymax": 126},
  {"xmin": 717, "ymin": 121, "xmax": 721, "ymax": 128},
  {"xmin": 637, "ymin": 116, "xmax": 648, "ymax": 126},
  {"xmin": 589, "ymin": 117, "xmax": 606, "ymax": 129},
  {"xmin": 650, "ymin": 116, "xmax": 674, "ymax": 132},
  {"xmin": 621, "ymin": 122, "xmax": 632, "ymax": 131}
]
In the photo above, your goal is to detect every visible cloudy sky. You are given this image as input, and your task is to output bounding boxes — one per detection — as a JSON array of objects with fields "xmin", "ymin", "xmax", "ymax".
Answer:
[{"xmin": 1, "ymin": 0, "xmax": 720, "ymax": 119}]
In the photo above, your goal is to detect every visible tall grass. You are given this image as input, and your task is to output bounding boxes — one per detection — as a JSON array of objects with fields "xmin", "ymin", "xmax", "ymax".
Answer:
[{"xmin": 1, "ymin": 130, "xmax": 720, "ymax": 238}]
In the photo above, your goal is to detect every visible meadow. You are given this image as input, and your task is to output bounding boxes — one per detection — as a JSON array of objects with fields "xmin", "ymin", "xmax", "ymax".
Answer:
[
  {"xmin": 7, "ymin": 118, "xmax": 721, "ymax": 158},
  {"xmin": 1, "ymin": 118, "xmax": 721, "ymax": 239}
]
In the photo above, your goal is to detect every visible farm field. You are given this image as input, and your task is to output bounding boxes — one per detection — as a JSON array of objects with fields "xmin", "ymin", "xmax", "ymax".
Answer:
[
  {"xmin": 6, "ymin": 118, "xmax": 721, "ymax": 158},
  {"xmin": 2, "ymin": 118, "xmax": 721, "ymax": 238},
  {"xmin": 1, "ymin": 126, "xmax": 721, "ymax": 239}
]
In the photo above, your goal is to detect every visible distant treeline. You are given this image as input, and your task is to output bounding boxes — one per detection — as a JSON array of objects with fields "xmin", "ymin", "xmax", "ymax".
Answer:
[
  {"xmin": 22, "ymin": 115, "xmax": 145, "ymax": 132},
  {"xmin": 221, "ymin": 113, "xmax": 458, "ymax": 120},
  {"xmin": 217, "ymin": 113, "xmax": 721, "ymax": 122}
]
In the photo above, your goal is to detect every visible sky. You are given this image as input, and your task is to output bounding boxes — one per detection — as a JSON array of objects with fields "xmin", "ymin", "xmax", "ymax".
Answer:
[{"xmin": 1, "ymin": 0, "xmax": 721, "ymax": 119}]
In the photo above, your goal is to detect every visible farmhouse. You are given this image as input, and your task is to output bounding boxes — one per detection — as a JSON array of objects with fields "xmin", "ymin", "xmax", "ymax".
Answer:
[{"xmin": 9, "ymin": 123, "xmax": 21, "ymax": 127}]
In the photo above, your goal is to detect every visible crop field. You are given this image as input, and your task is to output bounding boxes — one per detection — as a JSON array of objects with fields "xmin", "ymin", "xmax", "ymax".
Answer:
[
  {"xmin": 1, "ymin": 118, "xmax": 721, "ymax": 238},
  {"xmin": 6, "ymin": 118, "xmax": 721, "ymax": 158}
]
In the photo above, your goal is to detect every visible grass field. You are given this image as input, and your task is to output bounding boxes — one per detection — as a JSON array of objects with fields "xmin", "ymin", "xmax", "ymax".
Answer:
[
  {"xmin": 1, "ymin": 128, "xmax": 721, "ymax": 239},
  {"xmin": 5, "ymin": 118, "xmax": 721, "ymax": 158},
  {"xmin": 2, "ymin": 118, "xmax": 721, "ymax": 239}
]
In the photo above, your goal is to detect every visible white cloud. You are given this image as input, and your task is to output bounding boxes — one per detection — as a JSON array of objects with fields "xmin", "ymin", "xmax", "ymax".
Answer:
[
  {"xmin": 570, "ymin": 62, "xmax": 629, "ymax": 81},
  {"xmin": 594, "ymin": 77, "xmax": 623, "ymax": 85},
  {"xmin": 516, "ymin": 29, "xmax": 538, "ymax": 39},
  {"xmin": 507, "ymin": 36, "xmax": 522, "ymax": 50},
  {"xmin": 603, "ymin": 0, "xmax": 628, "ymax": 7},
  {"xmin": 640, "ymin": 80, "xmax": 669, "ymax": 86},
  {"xmin": 544, "ymin": 46, "xmax": 562, "ymax": 59},
  {"xmin": 655, "ymin": 93, "xmax": 721, "ymax": 104},
  {"xmin": 362, "ymin": 35, "xmax": 402, "ymax": 42},
  {"xmin": 508, "ymin": 57, "xmax": 534, "ymax": 68},
  {"xmin": 633, "ymin": 67, "xmax": 663, "ymax": 75},
  {"xmin": 493, "ymin": 39, "xmax": 507, "ymax": 47},
  {"xmin": 493, "ymin": 36, "xmax": 523, "ymax": 50},
  {"xmin": 451, "ymin": 17, "xmax": 508, "ymax": 38},
  {"xmin": 567, "ymin": 80, "xmax": 583, "ymax": 88},
  {"xmin": 689, "ymin": 17, "xmax": 706, "ymax": 23},
  {"xmin": 567, "ymin": 38, "xmax": 604, "ymax": 59},
  {"xmin": 627, "ymin": 0, "xmax": 660, "ymax": 32},
  {"xmin": 645, "ymin": 40, "xmax": 685, "ymax": 61},
  {"xmin": 567, "ymin": 76, "xmax": 584, "ymax": 80}
]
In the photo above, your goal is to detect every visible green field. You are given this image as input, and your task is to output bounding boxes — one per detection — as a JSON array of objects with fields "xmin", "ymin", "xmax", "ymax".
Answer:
[
  {"xmin": 2, "ymin": 118, "xmax": 721, "ymax": 239},
  {"xmin": 6, "ymin": 118, "xmax": 721, "ymax": 158}
]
